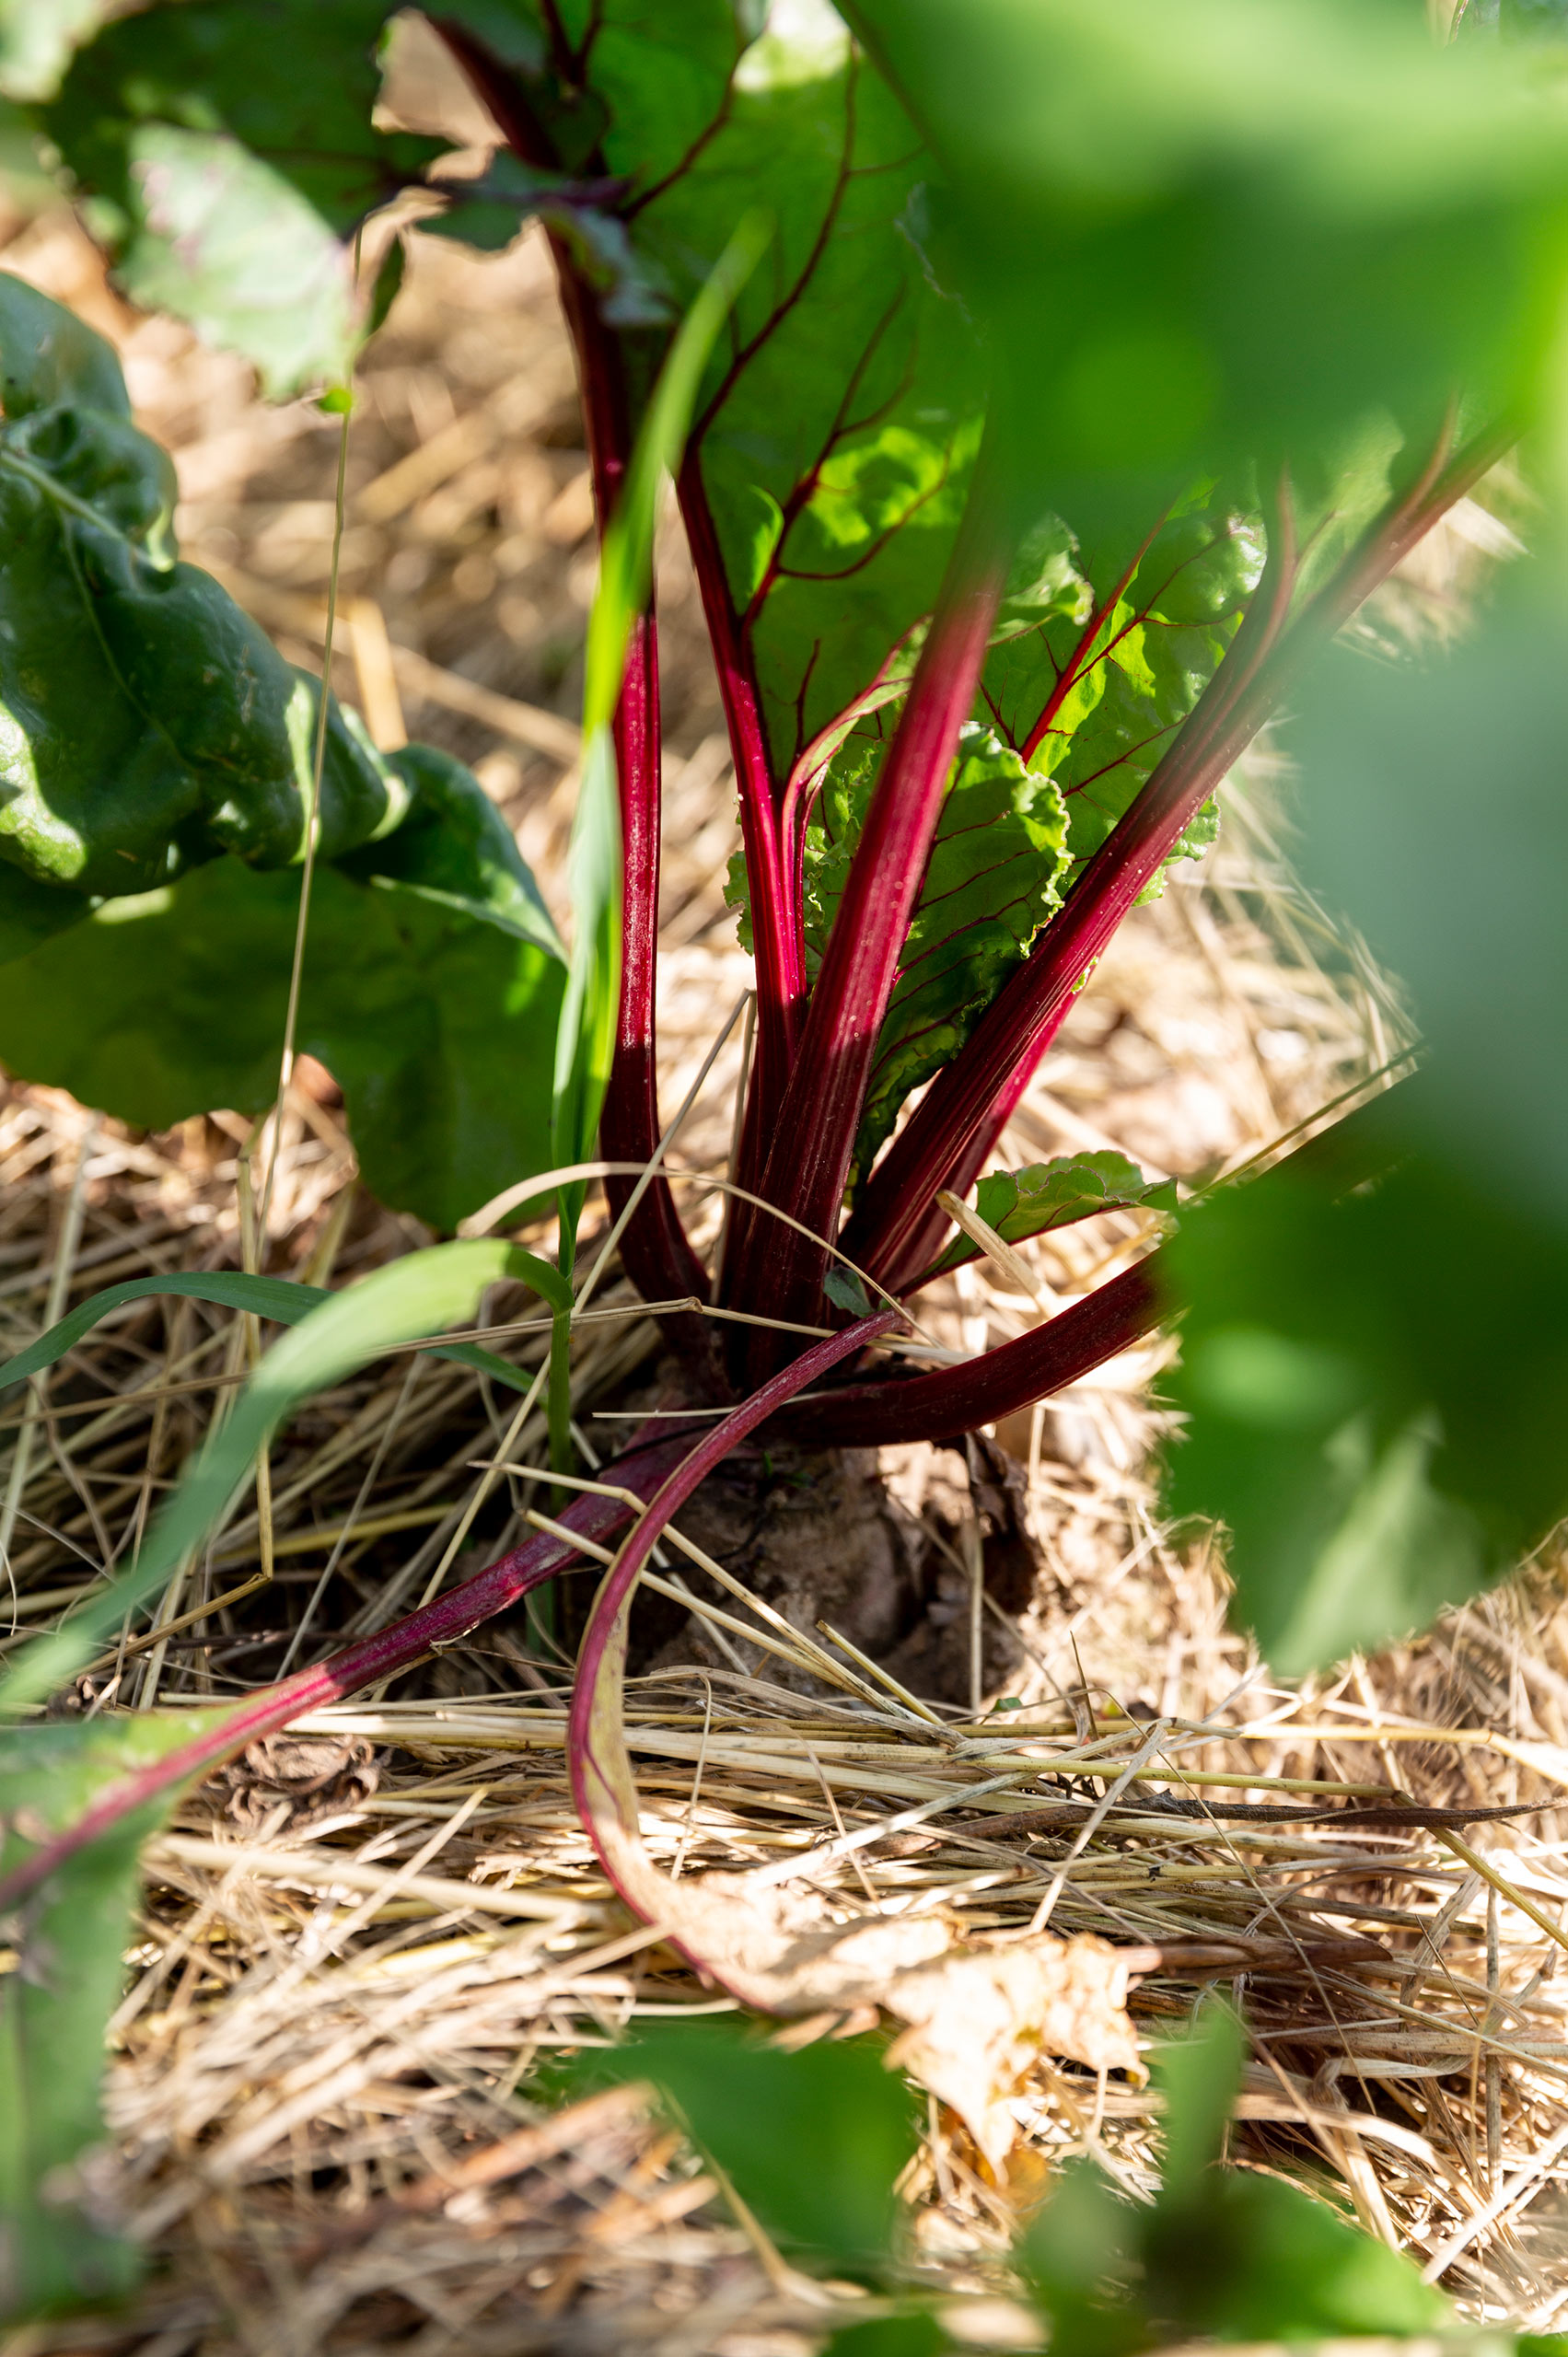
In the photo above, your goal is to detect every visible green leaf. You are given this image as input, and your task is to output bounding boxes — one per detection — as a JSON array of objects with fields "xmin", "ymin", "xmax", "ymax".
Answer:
[
  {"xmin": 843, "ymin": 0, "xmax": 1568, "ymax": 527},
  {"xmin": 0, "ymin": 1260, "xmax": 567, "ymax": 1405},
  {"xmin": 44, "ymin": 0, "xmax": 439, "ymax": 392},
  {"xmin": 0, "ymin": 1710, "xmax": 230, "ymax": 2316},
  {"xmin": 823, "ymin": 1265, "xmax": 873, "ymax": 1318},
  {"xmin": 0, "ymin": 856, "xmax": 564, "ymax": 1234},
  {"xmin": 802, "ymin": 725, "xmax": 1069, "ymax": 1184},
  {"xmin": 929, "ymin": 1151, "xmax": 1167, "ymax": 1279},
  {"xmin": 821, "ymin": 2320, "xmax": 950, "ymax": 2357},
  {"xmin": 1019, "ymin": 2006, "xmax": 1448, "ymax": 2356},
  {"xmin": 0, "ymin": 0, "xmax": 109, "ymax": 101},
  {"xmin": 980, "ymin": 491, "xmax": 1263, "ymax": 880},
  {"xmin": 1160, "ymin": 1096, "xmax": 1568, "ymax": 1674},
  {"xmin": 0, "ymin": 1236, "xmax": 539, "ymax": 1709},
  {"xmin": 424, "ymin": 152, "xmax": 672, "ymax": 328},
  {"xmin": 576, "ymin": 2017, "xmax": 921, "ymax": 2282}
]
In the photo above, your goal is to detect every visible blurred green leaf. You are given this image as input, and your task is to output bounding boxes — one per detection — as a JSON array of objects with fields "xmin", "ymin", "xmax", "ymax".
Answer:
[
  {"xmin": 800, "ymin": 725, "xmax": 1069, "ymax": 1184},
  {"xmin": 575, "ymin": 2017, "xmax": 921, "ymax": 2282},
  {"xmin": 1161, "ymin": 1094, "xmax": 1568, "ymax": 1673},
  {"xmin": 1021, "ymin": 2006, "xmax": 1448, "ymax": 2354},
  {"xmin": 0, "ymin": 1711, "xmax": 230, "ymax": 2317},
  {"xmin": 842, "ymin": 0, "xmax": 1568, "ymax": 523},
  {"xmin": 0, "ymin": 0, "xmax": 109, "ymax": 101},
  {"xmin": 822, "ymin": 2319, "xmax": 951, "ymax": 2357},
  {"xmin": 43, "ymin": 0, "xmax": 437, "ymax": 392}
]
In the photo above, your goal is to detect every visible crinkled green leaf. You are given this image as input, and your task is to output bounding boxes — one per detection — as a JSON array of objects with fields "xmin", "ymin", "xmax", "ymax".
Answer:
[
  {"xmin": 929, "ymin": 1151, "xmax": 1168, "ymax": 1279},
  {"xmin": 981, "ymin": 491, "xmax": 1263, "ymax": 880},
  {"xmin": 802, "ymin": 724, "xmax": 1068, "ymax": 1184},
  {"xmin": 0, "ymin": 856, "xmax": 563, "ymax": 1232},
  {"xmin": 1, "ymin": 1710, "xmax": 230, "ymax": 2317},
  {"xmin": 1161, "ymin": 1093, "xmax": 1568, "ymax": 1675},
  {"xmin": 44, "ymin": 0, "xmax": 439, "ymax": 391}
]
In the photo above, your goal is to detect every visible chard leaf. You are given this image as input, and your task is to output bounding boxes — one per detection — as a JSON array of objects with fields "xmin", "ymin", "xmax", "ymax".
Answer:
[
  {"xmin": 929, "ymin": 1150, "xmax": 1168, "ymax": 1278},
  {"xmin": 0, "ymin": 855, "xmax": 563, "ymax": 1233},
  {"xmin": 0, "ymin": 1710, "xmax": 231, "ymax": 2316},
  {"xmin": 980, "ymin": 491, "xmax": 1263, "ymax": 880},
  {"xmin": 0, "ymin": 0, "xmax": 110, "ymax": 101},
  {"xmin": 803, "ymin": 725, "xmax": 1068, "ymax": 1184},
  {"xmin": 42, "ymin": 0, "xmax": 438, "ymax": 391}
]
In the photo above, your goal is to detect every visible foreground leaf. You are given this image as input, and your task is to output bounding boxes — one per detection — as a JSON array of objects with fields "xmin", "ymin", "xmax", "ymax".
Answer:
[
  {"xmin": 1161, "ymin": 1095, "xmax": 1568, "ymax": 1674},
  {"xmin": 0, "ymin": 1711, "xmax": 228, "ymax": 2316},
  {"xmin": 579, "ymin": 2018, "xmax": 920, "ymax": 2282}
]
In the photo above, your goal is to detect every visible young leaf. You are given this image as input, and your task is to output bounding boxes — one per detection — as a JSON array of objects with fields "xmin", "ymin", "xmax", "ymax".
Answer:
[
  {"xmin": 579, "ymin": 2018, "xmax": 921, "ymax": 2282},
  {"xmin": 980, "ymin": 493, "xmax": 1263, "ymax": 880},
  {"xmin": 801, "ymin": 726, "xmax": 1069, "ymax": 1182},
  {"xmin": 0, "ymin": 1710, "xmax": 230, "ymax": 2317},
  {"xmin": 42, "ymin": 0, "xmax": 440, "ymax": 392},
  {"xmin": 0, "ymin": 1237, "xmax": 544, "ymax": 1710},
  {"xmin": 927, "ymin": 1152, "xmax": 1167, "ymax": 1280}
]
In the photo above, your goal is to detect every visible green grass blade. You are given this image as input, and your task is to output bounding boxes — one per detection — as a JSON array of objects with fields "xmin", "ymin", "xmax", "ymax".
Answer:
[{"xmin": 0, "ymin": 1239, "xmax": 550, "ymax": 1712}]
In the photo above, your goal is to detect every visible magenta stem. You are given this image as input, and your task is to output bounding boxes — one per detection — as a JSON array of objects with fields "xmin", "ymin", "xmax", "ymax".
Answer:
[
  {"xmin": 849, "ymin": 421, "xmax": 1509, "ymax": 1295},
  {"xmin": 0, "ymin": 1432, "xmax": 698, "ymax": 1916}
]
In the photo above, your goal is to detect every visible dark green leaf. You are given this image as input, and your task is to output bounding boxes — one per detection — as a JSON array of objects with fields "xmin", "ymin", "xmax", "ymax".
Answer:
[
  {"xmin": 821, "ymin": 2319, "xmax": 951, "ymax": 2357},
  {"xmin": 45, "ymin": 0, "xmax": 440, "ymax": 391},
  {"xmin": 424, "ymin": 152, "xmax": 672, "ymax": 326},
  {"xmin": 576, "ymin": 2017, "xmax": 920, "ymax": 2281},
  {"xmin": 801, "ymin": 726, "xmax": 1068, "ymax": 1183},
  {"xmin": 0, "ymin": 855, "xmax": 564, "ymax": 1233},
  {"xmin": 823, "ymin": 1266, "xmax": 873, "ymax": 1318},
  {"xmin": 0, "ymin": 1710, "xmax": 229, "ymax": 2316}
]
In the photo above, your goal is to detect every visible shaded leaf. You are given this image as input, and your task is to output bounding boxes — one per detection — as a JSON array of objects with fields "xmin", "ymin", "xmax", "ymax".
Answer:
[
  {"xmin": 44, "ymin": 0, "xmax": 440, "ymax": 391},
  {"xmin": 822, "ymin": 2322, "xmax": 950, "ymax": 2357},
  {"xmin": 802, "ymin": 726, "xmax": 1068, "ymax": 1182},
  {"xmin": 1, "ymin": 1710, "xmax": 228, "ymax": 2316},
  {"xmin": 424, "ymin": 151, "xmax": 672, "ymax": 327},
  {"xmin": 0, "ymin": 856, "xmax": 564, "ymax": 1233}
]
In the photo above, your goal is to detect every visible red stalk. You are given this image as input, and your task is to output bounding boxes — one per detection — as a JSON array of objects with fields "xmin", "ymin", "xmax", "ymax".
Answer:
[
  {"xmin": 0, "ymin": 1431, "xmax": 698, "ymax": 1917},
  {"xmin": 772, "ymin": 1258, "xmax": 1164, "ymax": 1447},
  {"xmin": 731, "ymin": 464, "xmax": 1011, "ymax": 1351},
  {"xmin": 568, "ymin": 1311, "xmax": 897, "ymax": 1885},
  {"xmin": 677, "ymin": 454, "xmax": 804, "ymax": 1173},
  {"xmin": 849, "ymin": 422, "xmax": 1509, "ymax": 1295}
]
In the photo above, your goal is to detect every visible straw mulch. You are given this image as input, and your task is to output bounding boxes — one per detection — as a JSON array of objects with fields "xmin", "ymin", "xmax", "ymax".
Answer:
[{"xmin": 2, "ymin": 67, "xmax": 1567, "ymax": 2355}]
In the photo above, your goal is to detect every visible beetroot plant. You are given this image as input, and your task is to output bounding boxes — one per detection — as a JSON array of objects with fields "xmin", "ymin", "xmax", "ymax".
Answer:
[{"xmin": 7, "ymin": 0, "xmax": 1568, "ymax": 2317}]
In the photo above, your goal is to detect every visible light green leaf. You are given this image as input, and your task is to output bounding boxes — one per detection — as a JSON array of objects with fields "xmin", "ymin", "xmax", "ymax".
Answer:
[
  {"xmin": 928, "ymin": 1151, "xmax": 1168, "ymax": 1280},
  {"xmin": 0, "ymin": 0, "xmax": 109, "ymax": 101},
  {"xmin": 0, "ymin": 1710, "xmax": 231, "ymax": 2316},
  {"xmin": 0, "ymin": 1237, "xmax": 537, "ymax": 1711},
  {"xmin": 802, "ymin": 725, "xmax": 1069, "ymax": 1185}
]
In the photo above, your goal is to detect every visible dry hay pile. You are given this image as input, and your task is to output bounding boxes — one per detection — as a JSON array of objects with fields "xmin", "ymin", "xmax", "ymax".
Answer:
[{"xmin": 1, "ymin": 82, "xmax": 1566, "ymax": 2357}]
